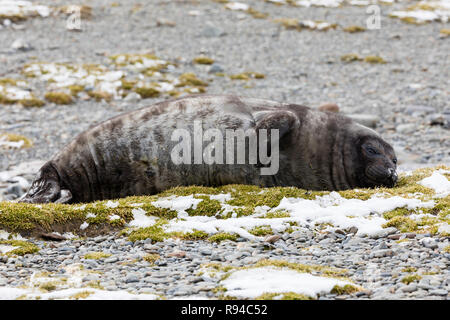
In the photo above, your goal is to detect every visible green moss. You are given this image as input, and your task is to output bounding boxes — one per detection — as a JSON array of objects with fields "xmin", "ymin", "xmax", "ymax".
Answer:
[
  {"xmin": 127, "ymin": 219, "xmax": 169, "ymax": 242},
  {"xmin": 193, "ymin": 56, "xmax": 215, "ymax": 65},
  {"xmin": 343, "ymin": 25, "xmax": 366, "ymax": 33},
  {"xmin": 340, "ymin": 54, "xmax": 363, "ymax": 63},
  {"xmin": 274, "ymin": 18, "xmax": 301, "ymax": 31},
  {"xmin": 0, "ymin": 133, "xmax": 33, "ymax": 148},
  {"xmin": 39, "ymin": 282, "xmax": 58, "ymax": 292},
  {"xmin": 87, "ymin": 91, "xmax": 112, "ymax": 102},
  {"xmin": 143, "ymin": 253, "xmax": 160, "ymax": 264},
  {"xmin": 177, "ymin": 73, "xmax": 208, "ymax": 87},
  {"xmin": 330, "ymin": 284, "xmax": 361, "ymax": 295},
  {"xmin": 208, "ymin": 232, "xmax": 238, "ymax": 243},
  {"xmin": 248, "ymin": 225, "xmax": 273, "ymax": 236},
  {"xmin": 0, "ymin": 78, "xmax": 18, "ymax": 86},
  {"xmin": 263, "ymin": 210, "xmax": 291, "ymax": 219},
  {"xmin": 67, "ymin": 85, "xmax": 85, "ymax": 96},
  {"xmin": 401, "ymin": 274, "xmax": 422, "ymax": 284},
  {"xmin": 401, "ymin": 267, "xmax": 417, "ymax": 273},
  {"xmin": 383, "ymin": 216, "xmax": 418, "ymax": 233},
  {"xmin": 444, "ymin": 246, "xmax": 450, "ymax": 253},
  {"xmin": 44, "ymin": 92, "xmax": 73, "ymax": 105},
  {"xmin": 255, "ymin": 292, "xmax": 314, "ymax": 300},
  {"xmin": 246, "ymin": 7, "xmax": 269, "ymax": 19},
  {"xmin": 70, "ymin": 291, "xmax": 93, "ymax": 299},
  {"xmin": 174, "ymin": 229, "xmax": 209, "ymax": 240},
  {"xmin": 139, "ymin": 204, "xmax": 178, "ymax": 219},
  {"xmin": 134, "ymin": 87, "xmax": 161, "ymax": 99},
  {"xmin": 440, "ymin": 29, "xmax": 450, "ymax": 36},
  {"xmin": 0, "ymin": 240, "xmax": 39, "ymax": 256},
  {"xmin": 186, "ymin": 197, "xmax": 222, "ymax": 217},
  {"xmin": 253, "ymin": 259, "xmax": 348, "ymax": 279},
  {"xmin": 84, "ymin": 252, "xmax": 112, "ymax": 260},
  {"xmin": 0, "ymin": 93, "xmax": 16, "ymax": 104},
  {"xmin": 121, "ymin": 79, "xmax": 137, "ymax": 90},
  {"xmin": 364, "ymin": 55, "xmax": 387, "ymax": 64},
  {"xmin": 229, "ymin": 72, "xmax": 265, "ymax": 80},
  {"xmin": 19, "ymin": 98, "xmax": 45, "ymax": 108},
  {"xmin": 86, "ymin": 280, "xmax": 104, "ymax": 290}
]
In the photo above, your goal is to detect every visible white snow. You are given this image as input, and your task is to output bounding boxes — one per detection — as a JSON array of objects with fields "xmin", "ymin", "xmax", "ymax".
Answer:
[
  {"xmin": 152, "ymin": 195, "xmax": 203, "ymax": 217},
  {"xmin": 105, "ymin": 200, "xmax": 119, "ymax": 208},
  {"xmin": 221, "ymin": 266, "xmax": 352, "ymax": 298},
  {"xmin": 225, "ymin": 2, "xmax": 250, "ymax": 11},
  {"xmin": 0, "ymin": 0, "xmax": 50, "ymax": 18},
  {"xmin": 418, "ymin": 172, "xmax": 450, "ymax": 196},
  {"xmin": 79, "ymin": 222, "xmax": 89, "ymax": 230},
  {"xmin": 163, "ymin": 192, "xmax": 435, "ymax": 239},
  {"xmin": 0, "ymin": 244, "xmax": 18, "ymax": 254},
  {"xmin": 127, "ymin": 208, "xmax": 157, "ymax": 228},
  {"xmin": 0, "ymin": 136, "xmax": 24, "ymax": 149}
]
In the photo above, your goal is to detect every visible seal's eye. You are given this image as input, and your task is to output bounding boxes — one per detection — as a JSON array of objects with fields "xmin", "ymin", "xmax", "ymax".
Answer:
[
  {"xmin": 365, "ymin": 146, "xmax": 379, "ymax": 155},
  {"xmin": 393, "ymin": 158, "xmax": 397, "ymax": 165}
]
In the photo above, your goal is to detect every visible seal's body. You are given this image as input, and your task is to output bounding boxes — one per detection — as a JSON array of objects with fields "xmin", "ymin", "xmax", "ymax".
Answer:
[{"xmin": 21, "ymin": 95, "xmax": 398, "ymax": 204}]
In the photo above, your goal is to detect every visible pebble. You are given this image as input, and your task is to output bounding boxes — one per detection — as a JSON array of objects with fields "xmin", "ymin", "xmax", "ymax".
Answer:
[{"xmin": 346, "ymin": 114, "xmax": 380, "ymax": 128}]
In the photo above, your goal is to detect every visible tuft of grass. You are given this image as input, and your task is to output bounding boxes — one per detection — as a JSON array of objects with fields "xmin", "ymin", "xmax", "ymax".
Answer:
[
  {"xmin": 0, "ymin": 240, "xmax": 39, "ymax": 256},
  {"xmin": 143, "ymin": 253, "xmax": 160, "ymax": 264},
  {"xmin": 84, "ymin": 252, "xmax": 112, "ymax": 260},
  {"xmin": 70, "ymin": 291, "xmax": 94, "ymax": 299},
  {"xmin": 343, "ymin": 25, "xmax": 366, "ymax": 33},
  {"xmin": 229, "ymin": 72, "xmax": 265, "ymax": 80},
  {"xmin": 208, "ymin": 232, "xmax": 238, "ymax": 243},
  {"xmin": 19, "ymin": 98, "xmax": 45, "ymax": 108},
  {"xmin": 330, "ymin": 284, "xmax": 361, "ymax": 295},
  {"xmin": 274, "ymin": 18, "xmax": 301, "ymax": 30},
  {"xmin": 401, "ymin": 274, "xmax": 422, "ymax": 284},
  {"xmin": 248, "ymin": 225, "xmax": 273, "ymax": 236},
  {"xmin": 0, "ymin": 133, "xmax": 33, "ymax": 148},
  {"xmin": 364, "ymin": 55, "xmax": 387, "ymax": 64},
  {"xmin": 134, "ymin": 87, "xmax": 161, "ymax": 99},
  {"xmin": 44, "ymin": 92, "xmax": 73, "ymax": 105},
  {"xmin": 177, "ymin": 73, "xmax": 208, "ymax": 87},
  {"xmin": 255, "ymin": 292, "xmax": 314, "ymax": 300},
  {"xmin": 193, "ymin": 56, "xmax": 215, "ymax": 65},
  {"xmin": 341, "ymin": 54, "xmax": 363, "ymax": 63},
  {"xmin": 186, "ymin": 197, "xmax": 222, "ymax": 217},
  {"xmin": 401, "ymin": 267, "xmax": 417, "ymax": 273},
  {"xmin": 87, "ymin": 91, "xmax": 112, "ymax": 102}
]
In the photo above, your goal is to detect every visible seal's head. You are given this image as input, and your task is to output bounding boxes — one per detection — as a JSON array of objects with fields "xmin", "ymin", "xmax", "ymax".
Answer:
[{"xmin": 356, "ymin": 134, "xmax": 398, "ymax": 188}]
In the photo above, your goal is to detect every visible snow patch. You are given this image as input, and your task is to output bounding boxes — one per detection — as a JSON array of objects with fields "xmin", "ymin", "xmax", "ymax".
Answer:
[{"xmin": 221, "ymin": 266, "xmax": 352, "ymax": 298}]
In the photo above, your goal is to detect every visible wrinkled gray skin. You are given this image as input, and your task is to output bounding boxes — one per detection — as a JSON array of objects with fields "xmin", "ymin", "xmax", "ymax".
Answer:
[{"xmin": 20, "ymin": 95, "xmax": 398, "ymax": 204}]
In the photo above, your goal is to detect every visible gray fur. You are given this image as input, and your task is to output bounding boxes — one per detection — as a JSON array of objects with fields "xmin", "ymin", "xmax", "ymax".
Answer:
[{"xmin": 20, "ymin": 95, "xmax": 397, "ymax": 204}]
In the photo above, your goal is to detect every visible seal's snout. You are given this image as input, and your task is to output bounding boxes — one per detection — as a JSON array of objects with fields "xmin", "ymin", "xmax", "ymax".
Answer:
[{"xmin": 386, "ymin": 167, "xmax": 398, "ymax": 187}]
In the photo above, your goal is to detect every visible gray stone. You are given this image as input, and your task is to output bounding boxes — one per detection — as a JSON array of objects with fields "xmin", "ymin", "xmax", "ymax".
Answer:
[{"xmin": 346, "ymin": 114, "xmax": 380, "ymax": 128}]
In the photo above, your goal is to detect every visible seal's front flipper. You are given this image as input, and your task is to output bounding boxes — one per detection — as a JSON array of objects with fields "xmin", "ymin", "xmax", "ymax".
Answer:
[
  {"xmin": 55, "ymin": 189, "xmax": 73, "ymax": 204},
  {"xmin": 254, "ymin": 110, "xmax": 300, "ymax": 168},
  {"xmin": 19, "ymin": 162, "xmax": 63, "ymax": 204}
]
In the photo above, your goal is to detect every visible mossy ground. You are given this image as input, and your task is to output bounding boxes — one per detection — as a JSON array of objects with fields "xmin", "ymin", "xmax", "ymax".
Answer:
[
  {"xmin": 84, "ymin": 252, "xmax": 112, "ymax": 260},
  {"xmin": 0, "ymin": 166, "xmax": 448, "ymax": 241},
  {"xmin": 0, "ymin": 240, "xmax": 39, "ymax": 256},
  {"xmin": 0, "ymin": 133, "xmax": 33, "ymax": 149}
]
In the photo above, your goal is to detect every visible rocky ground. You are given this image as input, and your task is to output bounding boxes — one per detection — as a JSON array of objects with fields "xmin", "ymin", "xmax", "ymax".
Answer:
[{"xmin": 0, "ymin": 0, "xmax": 449, "ymax": 300}]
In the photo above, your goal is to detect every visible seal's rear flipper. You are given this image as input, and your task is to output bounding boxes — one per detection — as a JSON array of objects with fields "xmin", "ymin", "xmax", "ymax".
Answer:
[
  {"xmin": 55, "ymin": 189, "xmax": 73, "ymax": 204},
  {"xmin": 18, "ymin": 162, "xmax": 67, "ymax": 204}
]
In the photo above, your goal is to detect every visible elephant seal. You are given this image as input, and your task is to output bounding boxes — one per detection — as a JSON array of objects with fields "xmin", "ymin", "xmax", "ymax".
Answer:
[{"xmin": 20, "ymin": 94, "xmax": 397, "ymax": 204}]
